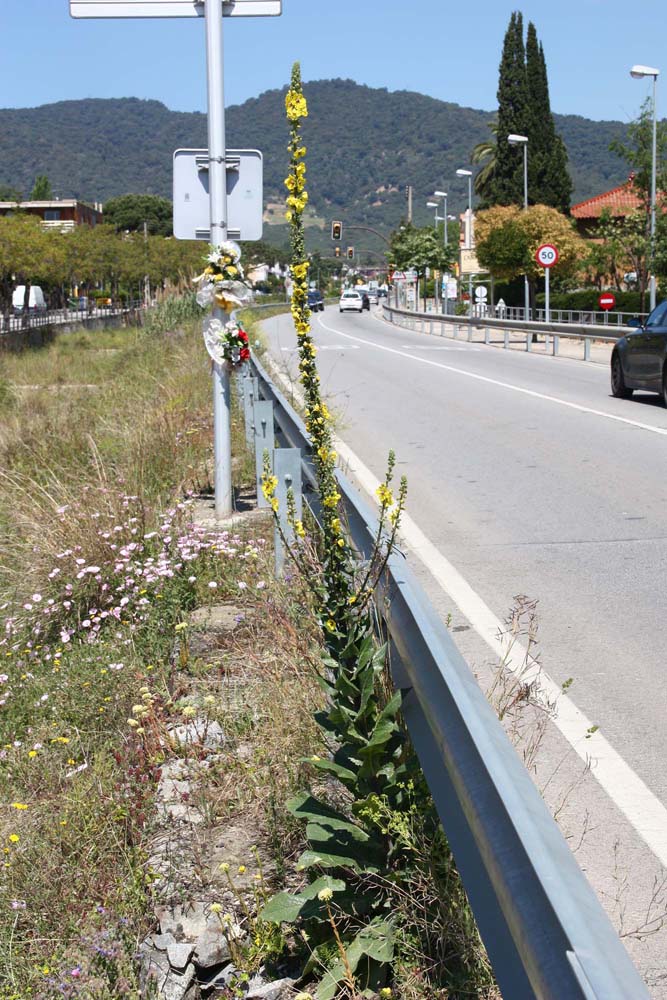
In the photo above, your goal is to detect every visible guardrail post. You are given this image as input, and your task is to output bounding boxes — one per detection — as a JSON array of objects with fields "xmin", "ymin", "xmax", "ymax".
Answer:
[
  {"xmin": 544, "ymin": 334, "xmax": 550, "ymax": 352},
  {"xmin": 553, "ymin": 335, "xmax": 559, "ymax": 356},
  {"xmin": 584, "ymin": 338, "xmax": 591, "ymax": 362},
  {"xmin": 504, "ymin": 330, "xmax": 509, "ymax": 350},
  {"xmin": 273, "ymin": 447, "xmax": 302, "ymax": 578},
  {"xmin": 454, "ymin": 324, "xmax": 459, "ymax": 339},
  {"xmin": 253, "ymin": 399, "xmax": 274, "ymax": 508},
  {"xmin": 243, "ymin": 375, "xmax": 259, "ymax": 446},
  {"xmin": 468, "ymin": 325, "xmax": 473, "ymax": 342},
  {"xmin": 484, "ymin": 327, "xmax": 490, "ymax": 345},
  {"xmin": 526, "ymin": 332, "xmax": 531, "ymax": 352},
  {"xmin": 429, "ymin": 319, "xmax": 433, "ymax": 335}
]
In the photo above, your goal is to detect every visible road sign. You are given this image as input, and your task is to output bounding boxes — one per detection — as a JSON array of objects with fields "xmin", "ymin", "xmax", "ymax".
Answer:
[
  {"xmin": 173, "ymin": 148, "xmax": 263, "ymax": 241},
  {"xmin": 535, "ymin": 244, "xmax": 559, "ymax": 268},
  {"xmin": 474, "ymin": 286, "xmax": 488, "ymax": 300},
  {"xmin": 599, "ymin": 292, "xmax": 616, "ymax": 311},
  {"xmin": 70, "ymin": 1, "xmax": 281, "ymax": 16}
]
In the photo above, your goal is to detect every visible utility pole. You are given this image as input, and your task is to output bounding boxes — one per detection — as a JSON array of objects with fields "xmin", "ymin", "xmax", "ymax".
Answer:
[
  {"xmin": 143, "ymin": 220, "xmax": 150, "ymax": 309},
  {"xmin": 406, "ymin": 185, "xmax": 413, "ymax": 223}
]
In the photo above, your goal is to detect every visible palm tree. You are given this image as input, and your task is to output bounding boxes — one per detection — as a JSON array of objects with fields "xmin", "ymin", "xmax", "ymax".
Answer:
[{"xmin": 471, "ymin": 122, "xmax": 498, "ymax": 201}]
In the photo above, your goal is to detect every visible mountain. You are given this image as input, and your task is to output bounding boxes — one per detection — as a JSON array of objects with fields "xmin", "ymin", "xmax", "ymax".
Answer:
[{"xmin": 0, "ymin": 79, "xmax": 631, "ymax": 248}]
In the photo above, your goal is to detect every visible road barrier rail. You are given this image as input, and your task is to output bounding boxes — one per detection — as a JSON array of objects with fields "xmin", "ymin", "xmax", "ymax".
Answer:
[
  {"xmin": 383, "ymin": 302, "xmax": 630, "ymax": 362},
  {"xmin": 241, "ymin": 339, "xmax": 649, "ymax": 1000},
  {"xmin": 0, "ymin": 301, "xmax": 144, "ymax": 336}
]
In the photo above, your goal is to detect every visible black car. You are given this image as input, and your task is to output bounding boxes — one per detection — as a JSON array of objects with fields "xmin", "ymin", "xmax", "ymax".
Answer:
[
  {"xmin": 611, "ymin": 300, "xmax": 667, "ymax": 404},
  {"xmin": 307, "ymin": 289, "xmax": 324, "ymax": 312}
]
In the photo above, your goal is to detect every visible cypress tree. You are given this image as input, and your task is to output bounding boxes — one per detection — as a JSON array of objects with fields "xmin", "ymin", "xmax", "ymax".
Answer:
[
  {"xmin": 489, "ymin": 11, "xmax": 529, "ymax": 205},
  {"xmin": 524, "ymin": 28, "xmax": 572, "ymax": 211},
  {"xmin": 536, "ymin": 40, "xmax": 572, "ymax": 211}
]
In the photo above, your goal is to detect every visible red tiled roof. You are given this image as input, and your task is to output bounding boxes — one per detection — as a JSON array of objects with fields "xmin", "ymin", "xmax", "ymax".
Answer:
[{"xmin": 571, "ymin": 180, "xmax": 643, "ymax": 219}]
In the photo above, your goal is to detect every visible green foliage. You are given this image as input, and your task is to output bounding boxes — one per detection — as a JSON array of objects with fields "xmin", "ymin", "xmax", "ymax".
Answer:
[
  {"xmin": 0, "ymin": 87, "xmax": 632, "ymax": 240},
  {"xmin": 0, "ymin": 183, "xmax": 22, "ymax": 201},
  {"xmin": 103, "ymin": 193, "xmax": 174, "ymax": 236},
  {"xmin": 389, "ymin": 223, "xmax": 455, "ymax": 279},
  {"xmin": 535, "ymin": 288, "xmax": 644, "ymax": 312},
  {"xmin": 487, "ymin": 14, "xmax": 572, "ymax": 210},
  {"xmin": 30, "ymin": 174, "xmax": 53, "ymax": 199}
]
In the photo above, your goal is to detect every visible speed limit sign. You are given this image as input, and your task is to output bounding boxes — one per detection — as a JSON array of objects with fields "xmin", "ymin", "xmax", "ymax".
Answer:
[{"xmin": 535, "ymin": 244, "xmax": 559, "ymax": 268}]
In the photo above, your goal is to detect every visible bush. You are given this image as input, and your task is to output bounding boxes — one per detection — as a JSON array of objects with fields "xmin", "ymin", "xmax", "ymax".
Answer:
[{"xmin": 534, "ymin": 289, "xmax": 645, "ymax": 314}]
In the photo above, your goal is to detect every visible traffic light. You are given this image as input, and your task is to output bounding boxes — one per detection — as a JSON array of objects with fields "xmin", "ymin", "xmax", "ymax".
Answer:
[
  {"xmin": 347, "ymin": 247, "xmax": 354, "ymax": 260},
  {"xmin": 334, "ymin": 247, "xmax": 341, "ymax": 258},
  {"xmin": 331, "ymin": 220, "xmax": 342, "ymax": 241}
]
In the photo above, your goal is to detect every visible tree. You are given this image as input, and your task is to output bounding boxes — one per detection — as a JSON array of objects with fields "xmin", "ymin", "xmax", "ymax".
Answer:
[
  {"xmin": 488, "ymin": 11, "xmax": 529, "ymax": 206},
  {"xmin": 30, "ymin": 175, "xmax": 53, "ymax": 200},
  {"xmin": 103, "ymin": 194, "xmax": 174, "ymax": 236},
  {"xmin": 475, "ymin": 204, "xmax": 586, "ymax": 307},
  {"xmin": 0, "ymin": 184, "xmax": 22, "ymax": 202},
  {"xmin": 485, "ymin": 15, "xmax": 571, "ymax": 211},
  {"xmin": 471, "ymin": 122, "xmax": 498, "ymax": 203},
  {"xmin": 525, "ymin": 24, "xmax": 572, "ymax": 211},
  {"xmin": 389, "ymin": 223, "xmax": 456, "ymax": 310},
  {"xmin": 606, "ymin": 99, "xmax": 667, "ymax": 309}
]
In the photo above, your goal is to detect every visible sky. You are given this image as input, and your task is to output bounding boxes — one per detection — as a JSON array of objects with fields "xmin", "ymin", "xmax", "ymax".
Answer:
[{"xmin": 0, "ymin": 0, "xmax": 664, "ymax": 124}]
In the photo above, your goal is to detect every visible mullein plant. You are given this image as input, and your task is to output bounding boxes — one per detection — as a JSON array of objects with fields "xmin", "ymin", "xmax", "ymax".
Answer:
[{"xmin": 259, "ymin": 65, "xmax": 436, "ymax": 999}]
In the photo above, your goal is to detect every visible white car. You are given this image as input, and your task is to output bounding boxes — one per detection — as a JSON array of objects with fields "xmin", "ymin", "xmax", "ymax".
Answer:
[{"xmin": 339, "ymin": 290, "xmax": 363, "ymax": 313}]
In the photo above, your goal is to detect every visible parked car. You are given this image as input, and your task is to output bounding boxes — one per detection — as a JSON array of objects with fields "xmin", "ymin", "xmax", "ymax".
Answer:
[
  {"xmin": 611, "ymin": 300, "xmax": 667, "ymax": 404},
  {"xmin": 307, "ymin": 288, "xmax": 324, "ymax": 312},
  {"xmin": 12, "ymin": 285, "xmax": 46, "ymax": 315},
  {"xmin": 339, "ymin": 289, "xmax": 364, "ymax": 313},
  {"xmin": 367, "ymin": 289, "xmax": 379, "ymax": 306}
]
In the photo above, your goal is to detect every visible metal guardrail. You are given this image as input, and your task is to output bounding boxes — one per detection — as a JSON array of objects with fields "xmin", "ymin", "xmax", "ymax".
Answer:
[
  {"xmin": 244, "ymin": 349, "xmax": 649, "ymax": 1000},
  {"xmin": 383, "ymin": 302, "xmax": 629, "ymax": 362}
]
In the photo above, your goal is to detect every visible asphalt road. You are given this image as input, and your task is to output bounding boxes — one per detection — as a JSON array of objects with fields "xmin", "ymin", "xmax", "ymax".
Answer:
[{"xmin": 262, "ymin": 304, "xmax": 667, "ymax": 992}]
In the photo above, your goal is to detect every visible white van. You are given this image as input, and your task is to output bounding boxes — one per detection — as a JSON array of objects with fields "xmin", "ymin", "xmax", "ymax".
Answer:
[{"xmin": 13, "ymin": 285, "xmax": 47, "ymax": 315}]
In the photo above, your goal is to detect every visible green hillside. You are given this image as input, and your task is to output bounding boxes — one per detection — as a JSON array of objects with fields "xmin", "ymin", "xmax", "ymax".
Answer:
[{"xmin": 0, "ymin": 79, "xmax": 631, "ymax": 249}]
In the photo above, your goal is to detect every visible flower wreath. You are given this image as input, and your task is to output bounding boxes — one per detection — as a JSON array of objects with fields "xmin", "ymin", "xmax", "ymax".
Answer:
[
  {"xmin": 194, "ymin": 241, "xmax": 252, "ymax": 313},
  {"xmin": 203, "ymin": 317, "xmax": 250, "ymax": 368}
]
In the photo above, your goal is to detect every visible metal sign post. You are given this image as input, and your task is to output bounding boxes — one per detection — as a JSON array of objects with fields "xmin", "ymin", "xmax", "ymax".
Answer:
[
  {"xmin": 535, "ymin": 244, "xmax": 559, "ymax": 325},
  {"xmin": 71, "ymin": 0, "xmax": 281, "ymax": 521}
]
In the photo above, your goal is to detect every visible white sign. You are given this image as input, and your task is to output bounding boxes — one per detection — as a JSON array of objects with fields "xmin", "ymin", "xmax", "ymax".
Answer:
[
  {"xmin": 535, "ymin": 243, "xmax": 559, "ymax": 268},
  {"xmin": 474, "ymin": 286, "xmax": 488, "ymax": 300},
  {"xmin": 173, "ymin": 148, "xmax": 263, "ymax": 241},
  {"xmin": 70, "ymin": 1, "xmax": 281, "ymax": 17}
]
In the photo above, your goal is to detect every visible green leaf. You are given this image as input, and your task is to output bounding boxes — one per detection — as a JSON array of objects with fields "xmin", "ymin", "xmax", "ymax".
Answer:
[{"xmin": 259, "ymin": 876, "xmax": 346, "ymax": 924}]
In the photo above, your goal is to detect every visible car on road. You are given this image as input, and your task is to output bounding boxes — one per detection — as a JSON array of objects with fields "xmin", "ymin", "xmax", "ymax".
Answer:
[
  {"xmin": 367, "ymin": 289, "xmax": 379, "ymax": 306},
  {"xmin": 339, "ymin": 289, "xmax": 363, "ymax": 313},
  {"xmin": 307, "ymin": 288, "xmax": 324, "ymax": 312},
  {"xmin": 611, "ymin": 300, "xmax": 667, "ymax": 404}
]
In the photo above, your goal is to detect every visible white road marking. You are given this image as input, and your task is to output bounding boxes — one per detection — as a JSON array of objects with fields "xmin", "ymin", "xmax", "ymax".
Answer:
[
  {"xmin": 267, "ymin": 325, "xmax": 667, "ymax": 869},
  {"xmin": 317, "ymin": 315, "xmax": 667, "ymax": 438},
  {"xmin": 400, "ymin": 344, "xmax": 480, "ymax": 352}
]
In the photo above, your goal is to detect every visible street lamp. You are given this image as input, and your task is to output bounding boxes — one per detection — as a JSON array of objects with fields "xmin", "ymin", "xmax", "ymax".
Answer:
[
  {"xmin": 508, "ymin": 133, "xmax": 530, "ymax": 319},
  {"xmin": 426, "ymin": 201, "xmax": 439, "ymax": 227},
  {"xmin": 434, "ymin": 190, "xmax": 449, "ymax": 246},
  {"xmin": 630, "ymin": 64, "xmax": 660, "ymax": 312}
]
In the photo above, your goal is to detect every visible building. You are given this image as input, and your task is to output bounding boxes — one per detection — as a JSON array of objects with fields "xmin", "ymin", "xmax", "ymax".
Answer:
[
  {"xmin": 0, "ymin": 199, "xmax": 103, "ymax": 231},
  {"xmin": 571, "ymin": 180, "xmax": 645, "ymax": 239}
]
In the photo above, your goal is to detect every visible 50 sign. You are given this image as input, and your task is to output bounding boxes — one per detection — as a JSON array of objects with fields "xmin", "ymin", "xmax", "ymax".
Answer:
[{"xmin": 535, "ymin": 244, "xmax": 559, "ymax": 268}]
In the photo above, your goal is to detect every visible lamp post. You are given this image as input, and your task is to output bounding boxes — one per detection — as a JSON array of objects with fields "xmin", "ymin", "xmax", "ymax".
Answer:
[
  {"xmin": 508, "ymin": 133, "xmax": 530, "ymax": 320},
  {"xmin": 427, "ymin": 201, "xmax": 440, "ymax": 311},
  {"xmin": 630, "ymin": 64, "xmax": 660, "ymax": 312},
  {"xmin": 456, "ymin": 169, "xmax": 473, "ymax": 315},
  {"xmin": 434, "ymin": 190, "xmax": 449, "ymax": 312}
]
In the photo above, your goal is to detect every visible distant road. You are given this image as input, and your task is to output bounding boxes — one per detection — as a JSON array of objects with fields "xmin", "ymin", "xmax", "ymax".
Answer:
[{"xmin": 262, "ymin": 304, "xmax": 667, "ymax": 994}]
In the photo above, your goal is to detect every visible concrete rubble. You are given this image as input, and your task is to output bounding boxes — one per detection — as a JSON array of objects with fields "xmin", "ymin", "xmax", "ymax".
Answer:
[{"xmin": 138, "ymin": 602, "xmax": 297, "ymax": 1000}]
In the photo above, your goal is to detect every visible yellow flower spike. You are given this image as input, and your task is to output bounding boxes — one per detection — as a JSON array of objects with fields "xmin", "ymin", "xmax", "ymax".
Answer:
[
  {"xmin": 10, "ymin": 802, "xmax": 28, "ymax": 810},
  {"xmin": 295, "ymin": 521, "xmax": 306, "ymax": 538}
]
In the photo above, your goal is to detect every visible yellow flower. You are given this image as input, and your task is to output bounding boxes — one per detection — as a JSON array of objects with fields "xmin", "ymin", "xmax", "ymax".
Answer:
[
  {"xmin": 325, "ymin": 619, "xmax": 337, "ymax": 633},
  {"xmin": 317, "ymin": 887, "xmax": 333, "ymax": 902},
  {"xmin": 270, "ymin": 497, "xmax": 279, "ymax": 514},
  {"xmin": 294, "ymin": 520, "xmax": 306, "ymax": 538},
  {"xmin": 285, "ymin": 90, "xmax": 308, "ymax": 121},
  {"xmin": 336, "ymin": 538, "xmax": 345, "ymax": 548},
  {"xmin": 376, "ymin": 483, "xmax": 394, "ymax": 507},
  {"xmin": 8, "ymin": 834, "xmax": 19, "ymax": 844},
  {"xmin": 323, "ymin": 492, "xmax": 341, "ymax": 509},
  {"xmin": 10, "ymin": 803, "xmax": 28, "ymax": 810},
  {"xmin": 174, "ymin": 622, "xmax": 188, "ymax": 632},
  {"xmin": 210, "ymin": 902, "xmax": 223, "ymax": 914},
  {"xmin": 182, "ymin": 706, "xmax": 196, "ymax": 719},
  {"xmin": 238, "ymin": 865, "xmax": 246, "ymax": 874},
  {"xmin": 219, "ymin": 862, "xmax": 230, "ymax": 872}
]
